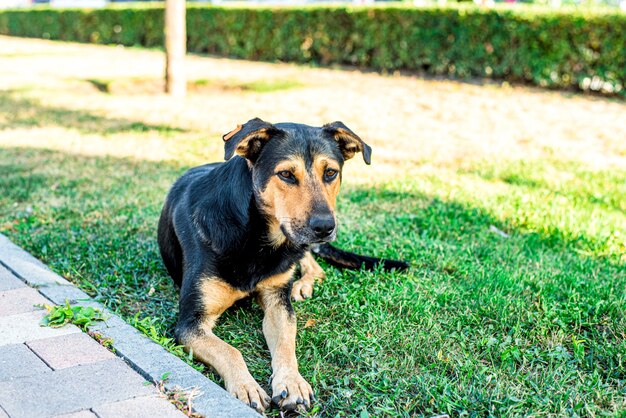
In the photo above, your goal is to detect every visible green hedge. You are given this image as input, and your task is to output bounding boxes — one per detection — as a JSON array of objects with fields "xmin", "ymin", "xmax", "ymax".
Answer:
[{"xmin": 1, "ymin": 5, "xmax": 624, "ymax": 94}]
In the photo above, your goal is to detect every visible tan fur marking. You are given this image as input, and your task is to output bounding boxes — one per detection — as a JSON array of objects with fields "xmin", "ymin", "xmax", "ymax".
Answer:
[
  {"xmin": 199, "ymin": 278, "xmax": 248, "ymax": 316},
  {"xmin": 235, "ymin": 128, "xmax": 272, "ymax": 158},
  {"xmin": 258, "ymin": 155, "xmax": 341, "ymax": 244},
  {"xmin": 259, "ymin": 289, "xmax": 297, "ymax": 370},
  {"xmin": 300, "ymin": 251, "xmax": 325, "ymax": 278},
  {"xmin": 312, "ymin": 157, "xmax": 341, "ymax": 210},
  {"xmin": 333, "ymin": 127, "xmax": 363, "ymax": 161},
  {"xmin": 266, "ymin": 217, "xmax": 287, "ymax": 248},
  {"xmin": 257, "ymin": 284, "xmax": 313, "ymax": 408},
  {"xmin": 273, "ymin": 157, "xmax": 311, "ymax": 223},
  {"xmin": 257, "ymin": 266, "xmax": 295, "ymax": 290},
  {"xmin": 258, "ymin": 157, "xmax": 314, "ymax": 242}
]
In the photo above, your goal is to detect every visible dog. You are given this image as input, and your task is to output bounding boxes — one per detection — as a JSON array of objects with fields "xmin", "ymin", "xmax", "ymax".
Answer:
[{"xmin": 157, "ymin": 118, "xmax": 407, "ymax": 413}]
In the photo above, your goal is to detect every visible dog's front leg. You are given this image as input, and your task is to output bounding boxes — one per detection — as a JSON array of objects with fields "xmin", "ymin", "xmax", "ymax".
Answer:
[
  {"xmin": 258, "ymin": 285, "xmax": 314, "ymax": 410},
  {"xmin": 177, "ymin": 278, "xmax": 271, "ymax": 413},
  {"xmin": 292, "ymin": 251, "xmax": 326, "ymax": 301}
]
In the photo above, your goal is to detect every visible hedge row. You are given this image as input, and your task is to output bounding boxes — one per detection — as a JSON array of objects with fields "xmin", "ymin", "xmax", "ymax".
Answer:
[{"xmin": 1, "ymin": 5, "xmax": 624, "ymax": 94}]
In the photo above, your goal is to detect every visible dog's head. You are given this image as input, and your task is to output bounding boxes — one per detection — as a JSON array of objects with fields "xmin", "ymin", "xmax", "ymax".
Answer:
[{"xmin": 223, "ymin": 118, "xmax": 371, "ymax": 247}]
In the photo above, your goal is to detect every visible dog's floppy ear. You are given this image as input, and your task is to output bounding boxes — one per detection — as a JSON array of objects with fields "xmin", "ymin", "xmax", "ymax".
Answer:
[
  {"xmin": 223, "ymin": 117, "xmax": 282, "ymax": 162},
  {"xmin": 322, "ymin": 121, "xmax": 372, "ymax": 165}
]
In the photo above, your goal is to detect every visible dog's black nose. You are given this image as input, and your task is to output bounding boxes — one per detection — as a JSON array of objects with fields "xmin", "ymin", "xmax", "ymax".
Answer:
[{"xmin": 309, "ymin": 215, "xmax": 335, "ymax": 238}]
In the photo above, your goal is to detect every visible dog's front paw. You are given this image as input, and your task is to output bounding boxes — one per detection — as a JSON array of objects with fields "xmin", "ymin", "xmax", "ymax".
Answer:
[
  {"xmin": 271, "ymin": 369, "xmax": 314, "ymax": 411},
  {"xmin": 291, "ymin": 277, "xmax": 314, "ymax": 301},
  {"xmin": 226, "ymin": 377, "xmax": 271, "ymax": 413}
]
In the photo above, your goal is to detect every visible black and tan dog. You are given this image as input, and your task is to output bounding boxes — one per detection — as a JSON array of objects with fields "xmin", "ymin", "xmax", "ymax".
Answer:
[{"xmin": 157, "ymin": 118, "xmax": 407, "ymax": 413}]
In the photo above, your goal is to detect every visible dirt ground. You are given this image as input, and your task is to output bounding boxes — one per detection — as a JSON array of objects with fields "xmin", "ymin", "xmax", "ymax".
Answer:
[{"xmin": 2, "ymin": 35, "xmax": 625, "ymax": 182}]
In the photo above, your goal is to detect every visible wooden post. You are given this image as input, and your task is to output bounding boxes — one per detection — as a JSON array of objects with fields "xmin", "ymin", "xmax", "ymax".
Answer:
[{"xmin": 165, "ymin": 0, "xmax": 186, "ymax": 96}]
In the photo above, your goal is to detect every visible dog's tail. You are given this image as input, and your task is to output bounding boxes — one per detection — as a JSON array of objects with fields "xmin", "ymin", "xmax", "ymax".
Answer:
[{"xmin": 312, "ymin": 243, "xmax": 409, "ymax": 271}]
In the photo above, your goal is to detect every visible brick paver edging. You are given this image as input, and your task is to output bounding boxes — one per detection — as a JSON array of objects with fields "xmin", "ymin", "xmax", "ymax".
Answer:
[{"xmin": 0, "ymin": 234, "xmax": 260, "ymax": 418}]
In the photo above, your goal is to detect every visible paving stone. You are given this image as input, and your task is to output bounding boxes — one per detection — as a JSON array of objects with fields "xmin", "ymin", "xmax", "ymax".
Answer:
[
  {"xmin": 92, "ymin": 395, "xmax": 185, "ymax": 418},
  {"xmin": 53, "ymin": 410, "xmax": 98, "ymax": 418},
  {"xmin": 0, "ymin": 310, "xmax": 80, "ymax": 346},
  {"xmin": 0, "ymin": 234, "xmax": 262, "ymax": 418},
  {"xmin": 0, "ymin": 234, "xmax": 70, "ymax": 287},
  {"xmin": 0, "ymin": 265, "xmax": 25, "ymax": 291},
  {"xmin": 102, "ymin": 324, "xmax": 180, "ymax": 379},
  {"xmin": 165, "ymin": 372, "xmax": 261, "ymax": 418},
  {"xmin": 0, "ymin": 359, "xmax": 155, "ymax": 418},
  {"xmin": 26, "ymin": 332, "xmax": 116, "ymax": 370},
  {"xmin": 90, "ymin": 318, "xmax": 194, "ymax": 382},
  {"xmin": 0, "ymin": 343, "xmax": 51, "ymax": 381},
  {"xmin": 88, "ymin": 313, "xmax": 128, "ymax": 332},
  {"xmin": 87, "ymin": 315, "xmax": 261, "ymax": 417},
  {"xmin": 0, "ymin": 287, "xmax": 50, "ymax": 316},
  {"xmin": 38, "ymin": 284, "xmax": 92, "ymax": 306}
]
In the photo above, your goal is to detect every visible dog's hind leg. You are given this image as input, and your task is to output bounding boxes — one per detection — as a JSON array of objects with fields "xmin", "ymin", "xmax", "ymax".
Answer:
[
  {"xmin": 291, "ymin": 251, "xmax": 326, "ymax": 301},
  {"xmin": 176, "ymin": 278, "xmax": 271, "ymax": 413},
  {"xmin": 157, "ymin": 208, "xmax": 183, "ymax": 287},
  {"xmin": 257, "ymin": 282, "xmax": 314, "ymax": 411}
]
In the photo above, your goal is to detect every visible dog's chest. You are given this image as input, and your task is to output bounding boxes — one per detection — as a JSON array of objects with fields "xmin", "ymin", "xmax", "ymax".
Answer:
[{"xmin": 215, "ymin": 240, "xmax": 305, "ymax": 291}]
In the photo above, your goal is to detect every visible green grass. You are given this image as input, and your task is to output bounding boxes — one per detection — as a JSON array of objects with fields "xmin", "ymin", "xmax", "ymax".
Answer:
[
  {"xmin": 192, "ymin": 78, "xmax": 304, "ymax": 93},
  {"xmin": 2, "ymin": 145, "xmax": 625, "ymax": 416},
  {"xmin": 1, "ymin": 39, "xmax": 625, "ymax": 417},
  {"xmin": 240, "ymin": 79, "xmax": 304, "ymax": 93}
]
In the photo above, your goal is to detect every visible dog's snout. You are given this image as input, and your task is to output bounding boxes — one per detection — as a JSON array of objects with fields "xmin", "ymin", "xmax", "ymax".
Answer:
[{"xmin": 309, "ymin": 215, "xmax": 335, "ymax": 239}]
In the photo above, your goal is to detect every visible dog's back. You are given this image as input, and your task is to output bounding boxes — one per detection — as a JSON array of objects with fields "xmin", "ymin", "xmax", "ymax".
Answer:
[{"xmin": 157, "ymin": 162, "xmax": 223, "ymax": 286}]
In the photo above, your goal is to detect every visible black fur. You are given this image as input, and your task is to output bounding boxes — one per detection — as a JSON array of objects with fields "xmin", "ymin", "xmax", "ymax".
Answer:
[
  {"xmin": 157, "ymin": 119, "xmax": 407, "ymax": 340},
  {"xmin": 313, "ymin": 243, "xmax": 409, "ymax": 271},
  {"xmin": 158, "ymin": 157, "xmax": 306, "ymax": 333},
  {"xmin": 158, "ymin": 158, "xmax": 305, "ymax": 290}
]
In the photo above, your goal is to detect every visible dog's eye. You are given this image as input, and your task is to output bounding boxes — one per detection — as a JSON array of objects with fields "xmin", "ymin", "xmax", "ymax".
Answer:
[
  {"xmin": 277, "ymin": 171, "xmax": 296, "ymax": 183},
  {"xmin": 324, "ymin": 169, "xmax": 338, "ymax": 181}
]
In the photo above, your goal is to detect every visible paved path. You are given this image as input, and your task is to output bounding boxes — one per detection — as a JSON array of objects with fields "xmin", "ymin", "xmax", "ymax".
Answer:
[
  {"xmin": 0, "ymin": 264, "xmax": 186, "ymax": 418},
  {"xmin": 0, "ymin": 235, "xmax": 260, "ymax": 418}
]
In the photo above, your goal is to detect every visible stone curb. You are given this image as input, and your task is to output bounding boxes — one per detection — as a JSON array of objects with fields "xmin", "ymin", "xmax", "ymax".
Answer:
[{"xmin": 0, "ymin": 234, "xmax": 261, "ymax": 418}]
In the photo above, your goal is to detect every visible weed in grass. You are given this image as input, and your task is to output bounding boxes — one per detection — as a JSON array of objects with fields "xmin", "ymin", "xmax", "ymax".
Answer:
[{"xmin": 39, "ymin": 300, "xmax": 107, "ymax": 330}]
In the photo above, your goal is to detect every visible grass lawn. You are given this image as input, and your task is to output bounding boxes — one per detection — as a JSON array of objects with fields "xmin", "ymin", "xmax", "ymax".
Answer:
[{"xmin": 1, "ymin": 36, "xmax": 625, "ymax": 417}]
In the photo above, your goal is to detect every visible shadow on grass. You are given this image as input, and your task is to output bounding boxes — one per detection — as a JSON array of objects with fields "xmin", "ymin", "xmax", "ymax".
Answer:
[
  {"xmin": 0, "ymin": 90, "xmax": 186, "ymax": 134},
  {"xmin": 0, "ymin": 146, "xmax": 624, "ymax": 416}
]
